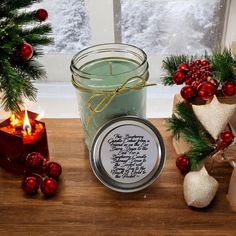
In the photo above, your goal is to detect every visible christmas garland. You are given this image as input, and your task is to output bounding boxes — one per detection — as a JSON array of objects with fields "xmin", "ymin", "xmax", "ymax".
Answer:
[
  {"xmin": 0, "ymin": 0, "xmax": 53, "ymax": 112},
  {"xmin": 162, "ymin": 49, "xmax": 236, "ymax": 101},
  {"xmin": 163, "ymin": 49, "xmax": 236, "ymax": 174}
]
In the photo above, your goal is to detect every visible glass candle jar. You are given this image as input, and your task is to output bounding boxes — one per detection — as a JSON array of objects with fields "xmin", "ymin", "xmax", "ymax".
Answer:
[{"xmin": 71, "ymin": 43, "xmax": 149, "ymax": 148}]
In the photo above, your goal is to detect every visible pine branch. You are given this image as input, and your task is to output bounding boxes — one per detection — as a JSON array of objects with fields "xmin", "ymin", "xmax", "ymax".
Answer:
[
  {"xmin": 13, "ymin": 11, "xmax": 36, "ymax": 25},
  {"xmin": 0, "ymin": 0, "xmax": 53, "ymax": 112},
  {"xmin": 161, "ymin": 55, "xmax": 190, "ymax": 85},
  {"xmin": 0, "ymin": 0, "xmax": 41, "ymax": 14},
  {"xmin": 211, "ymin": 49, "xmax": 236, "ymax": 82},
  {"xmin": 168, "ymin": 102, "xmax": 215, "ymax": 168}
]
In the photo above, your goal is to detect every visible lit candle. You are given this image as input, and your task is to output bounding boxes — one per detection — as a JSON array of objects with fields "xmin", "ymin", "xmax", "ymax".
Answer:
[
  {"xmin": 0, "ymin": 110, "xmax": 49, "ymax": 174},
  {"xmin": 71, "ymin": 44, "xmax": 149, "ymax": 148}
]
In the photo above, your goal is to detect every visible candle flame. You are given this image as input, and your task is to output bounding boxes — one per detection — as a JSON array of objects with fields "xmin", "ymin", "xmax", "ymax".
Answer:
[
  {"xmin": 10, "ymin": 114, "xmax": 20, "ymax": 127},
  {"xmin": 23, "ymin": 110, "xmax": 31, "ymax": 135}
]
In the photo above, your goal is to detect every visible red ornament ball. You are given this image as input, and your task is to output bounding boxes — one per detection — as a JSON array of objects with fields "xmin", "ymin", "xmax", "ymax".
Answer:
[
  {"xmin": 22, "ymin": 176, "xmax": 40, "ymax": 195},
  {"xmin": 180, "ymin": 85, "xmax": 197, "ymax": 101},
  {"xmin": 222, "ymin": 82, "xmax": 236, "ymax": 96},
  {"xmin": 173, "ymin": 71, "xmax": 186, "ymax": 85},
  {"xmin": 17, "ymin": 42, "xmax": 33, "ymax": 60},
  {"xmin": 220, "ymin": 131, "xmax": 234, "ymax": 144},
  {"xmin": 26, "ymin": 152, "xmax": 44, "ymax": 172},
  {"xmin": 35, "ymin": 9, "xmax": 48, "ymax": 22},
  {"xmin": 45, "ymin": 162, "xmax": 62, "ymax": 179},
  {"xmin": 176, "ymin": 155, "xmax": 190, "ymax": 174},
  {"xmin": 178, "ymin": 63, "xmax": 189, "ymax": 72},
  {"xmin": 41, "ymin": 177, "xmax": 58, "ymax": 197},
  {"xmin": 198, "ymin": 81, "xmax": 217, "ymax": 101}
]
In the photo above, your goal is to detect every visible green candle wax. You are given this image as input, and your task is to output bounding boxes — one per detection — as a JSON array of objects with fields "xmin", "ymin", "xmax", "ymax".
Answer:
[{"xmin": 71, "ymin": 44, "xmax": 149, "ymax": 149}]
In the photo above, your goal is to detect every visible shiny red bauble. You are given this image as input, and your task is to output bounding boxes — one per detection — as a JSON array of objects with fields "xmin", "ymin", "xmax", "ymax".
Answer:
[
  {"xmin": 17, "ymin": 42, "xmax": 33, "ymax": 60},
  {"xmin": 220, "ymin": 131, "xmax": 234, "ymax": 144},
  {"xmin": 222, "ymin": 82, "xmax": 236, "ymax": 96},
  {"xmin": 197, "ymin": 81, "xmax": 217, "ymax": 101},
  {"xmin": 22, "ymin": 176, "xmax": 41, "ymax": 195},
  {"xmin": 41, "ymin": 177, "xmax": 58, "ymax": 197},
  {"xmin": 173, "ymin": 71, "xmax": 186, "ymax": 85},
  {"xmin": 35, "ymin": 9, "xmax": 48, "ymax": 22},
  {"xmin": 45, "ymin": 162, "xmax": 62, "ymax": 179},
  {"xmin": 26, "ymin": 152, "xmax": 44, "ymax": 172},
  {"xmin": 176, "ymin": 155, "xmax": 190, "ymax": 174},
  {"xmin": 180, "ymin": 85, "xmax": 197, "ymax": 101},
  {"xmin": 178, "ymin": 63, "xmax": 189, "ymax": 72}
]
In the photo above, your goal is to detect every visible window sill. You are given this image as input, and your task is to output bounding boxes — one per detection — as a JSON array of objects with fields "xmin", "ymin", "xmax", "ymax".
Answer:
[{"xmin": 8, "ymin": 81, "xmax": 178, "ymax": 119}]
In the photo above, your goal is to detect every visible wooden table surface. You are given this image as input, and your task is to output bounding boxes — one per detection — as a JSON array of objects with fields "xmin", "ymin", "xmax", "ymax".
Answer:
[{"xmin": 0, "ymin": 118, "xmax": 235, "ymax": 236}]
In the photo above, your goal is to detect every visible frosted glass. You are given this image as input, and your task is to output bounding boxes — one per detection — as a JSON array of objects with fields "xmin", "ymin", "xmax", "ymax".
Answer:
[
  {"xmin": 120, "ymin": 0, "xmax": 226, "ymax": 55},
  {"xmin": 31, "ymin": 0, "xmax": 91, "ymax": 53}
]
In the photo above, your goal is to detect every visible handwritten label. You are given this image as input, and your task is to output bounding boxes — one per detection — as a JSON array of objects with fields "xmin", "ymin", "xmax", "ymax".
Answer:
[{"xmin": 100, "ymin": 125, "xmax": 158, "ymax": 184}]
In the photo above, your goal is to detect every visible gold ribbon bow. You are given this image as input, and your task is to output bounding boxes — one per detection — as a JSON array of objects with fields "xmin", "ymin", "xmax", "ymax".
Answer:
[{"xmin": 72, "ymin": 75, "xmax": 155, "ymax": 130}]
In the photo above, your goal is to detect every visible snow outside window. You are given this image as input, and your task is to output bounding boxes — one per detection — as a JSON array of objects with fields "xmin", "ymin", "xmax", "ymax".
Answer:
[
  {"xmin": 32, "ymin": 0, "xmax": 91, "ymax": 53},
  {"xmin": 119, "ymin": 0, "xmax": 227, "ymax": 55}
]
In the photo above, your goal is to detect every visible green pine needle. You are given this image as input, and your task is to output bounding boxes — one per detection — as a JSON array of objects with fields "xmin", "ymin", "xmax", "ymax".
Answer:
[
  {"xmin": 161, "ymin": 55, "xmax": 191, "ymax": 85},
  {"xmin": 211, "ymin": 49, "xmax": 236, "ymax": 82},
  {"xmin": 162, "ymin": 49, "xmax": 236, "ymax": 86},
  {"xmin": 168, "ymin": 102, "xmax": 215, "ymax": 169},
  {"xmin": 0, "ymin": 0, "xmax": 53, "ymax": 112}
]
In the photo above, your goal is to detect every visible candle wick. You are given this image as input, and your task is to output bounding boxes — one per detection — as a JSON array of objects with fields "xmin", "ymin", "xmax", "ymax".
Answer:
[{"xmin": 109, "ymin": 62, "xmax": 113, "ymax": 75}]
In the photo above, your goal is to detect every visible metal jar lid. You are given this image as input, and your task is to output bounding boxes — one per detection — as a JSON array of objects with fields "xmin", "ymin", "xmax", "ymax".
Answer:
[{"xmin": 90, "ymin": 116, "xmax": 166, "ymax": 193}]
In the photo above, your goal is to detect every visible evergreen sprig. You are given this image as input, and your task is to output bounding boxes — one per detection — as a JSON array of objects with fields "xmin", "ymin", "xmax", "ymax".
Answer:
[
  {"xmin": 168, "ymin": 102, "xmax": 215, "ymax": 169},
  {"xmin": 161, "ymin": 49, "xmax": 236, "ymax": 86},
  {"xmin": 212, "ymin": 49, "xmax": 236, "ymax": 82},
  {"xmin": 161, "ymin": 55, "xmax": 191, "ymax": 86},
  {"xmin": 0, "ymin": 0, "xmax": 53, "ymax": 112}
]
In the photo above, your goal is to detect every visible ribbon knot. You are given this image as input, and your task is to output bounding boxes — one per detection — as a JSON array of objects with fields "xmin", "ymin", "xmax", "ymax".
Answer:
[{"xmin": 87, "ymin": 76, "xmax": 154, "ymax": 113}]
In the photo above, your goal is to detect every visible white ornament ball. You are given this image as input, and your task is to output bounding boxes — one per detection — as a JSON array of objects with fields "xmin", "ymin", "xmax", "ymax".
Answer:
[{"xmin": 183, "ymin": 166, "xmax": 219, "ymax": 208}]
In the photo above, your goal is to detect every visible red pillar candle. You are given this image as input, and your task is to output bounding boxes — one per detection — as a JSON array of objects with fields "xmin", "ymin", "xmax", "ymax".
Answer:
[{"xmin": 0, "ymin": 110, "xmax": 49, "ymax": 175}]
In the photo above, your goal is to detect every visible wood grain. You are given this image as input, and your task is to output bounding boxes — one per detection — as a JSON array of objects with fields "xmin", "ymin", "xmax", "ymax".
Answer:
[{"xmin": 0, "ymin": 118, "xmax": 235, "ymax": 236}]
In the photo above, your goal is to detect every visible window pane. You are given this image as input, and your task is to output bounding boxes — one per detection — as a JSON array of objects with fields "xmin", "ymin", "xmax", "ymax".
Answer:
[
  {"xmin": 31, "ymin": 0, "xmax": 91, "ymax": 53},
  {"xmin": 120, "ymin": 0, "xmax": 226, "ymax": 55}
]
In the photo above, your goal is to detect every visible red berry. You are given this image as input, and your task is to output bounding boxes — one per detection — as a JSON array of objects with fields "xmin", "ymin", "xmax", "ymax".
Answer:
[
  {"xmin": 195, "ymin": 60, "xmax": 202, "ymax": 66},
  {"xmin": 22, "ymin": 176, "xmax": 40, "ymax": 195},
  {"xmin": 198, "ymin": 81, "xmax": 217, "ymax": 101},
  {"xmin": 204, "ymin": 66, "xmax": 211, "ymax": 71},
  {"xmin": 176, "ymin": 155, "xmax": 190, "ymax": 174},
  {"xmin": 173, "ymin": 71, "xmax": 185, "ymax": 85},
  {"xmin": 199, "ymin": 75, "xmax": 208, "ymax": 82},
  {"xmin": 178, "ymin": 63, "xmax": 189, "ymax": 72},
  {"xmin": 185, "ymin": 77, "xmax": 194, "ymax": 85},
  {"xmin": 192, "ymin": 73, "xmax": 199, "ymax": 79},
  {"xmin": 180, "ymin": 85, "xmax": 197, "ymax": 101},
  {"xmin": 191, "ymin": 80, "xmax": 200, "ymax": 89},
  {"xmin": 45, "ymin": 162, "xmax": 62, "ymax": 179},
  {"xmin": 189, "ymin": 61, "xmax": 195, "ymax": 67},
  {"xmin": 222, "ymin": 82, "xmax": 236, "ymax": 96},
  {"xmin": 17, "ymin": 42, "xmax": 33, "ymax": 60},
  {"xmin": 41, "ymin": 178, "xmax": 58, "ymax": 197},
  {"xmin": 35, "ymin": 9, "xmax": 48, "ymax": 22},
  {"xmin": 26, "ymin": 152, "xmax": 44, "ymax": 172},
  {"xmin": 201, "ymin": 59, "xmax": 209, "ymax": 66},
  {"xmin": 220, "ymin": 131, "xmax": 234, "ymax": 144}
]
